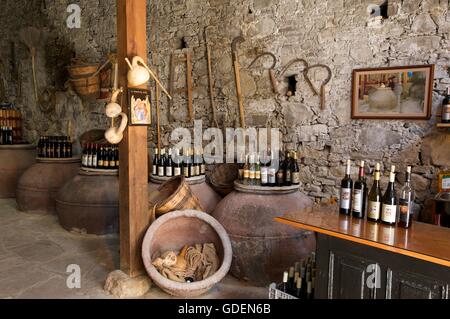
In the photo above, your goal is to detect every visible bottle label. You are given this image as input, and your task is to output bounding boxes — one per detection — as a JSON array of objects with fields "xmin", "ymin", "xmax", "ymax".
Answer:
[
  {"xmin": 184, "ymin": 167, "xmax": 189, "ymax": 177},
  {"xmin": 116, "ymin": 160, "xmax": 119, "ymax": 168},
  {"xmin": 352, "ymin": 189, "xmax": 363, "ymax": 212},
  {"xmin": 268, "ymin": 168, "xmax": 276, "ymax": 183},
  {"xmin": 292, "ymin": 172, "xmax": 300, "ymax": 184},
  {"xmin": 381, "ymin": 204, "xmax": 397, "ymax": 223},
  {"xmin": 92, "ymin": 155, "xmax": 97, "ymax": 167},
  {"xmin": 249, "ymin": 170, "xmax": 255, "ymax": 179},
  {"xmin": 82, "ymin": 155, "xmax": 88, "ymax": 167},
  {"xmin": 367, "ymin": 201, "xmax": 380, "ymax": 219},
  {"xmin": 261, "ymin": 168, "xmax": 268, "ymax": 184},
  {"xmin": 152, "ymin": 166, "xmax": 157, "ymax": 176},
  {"xmin": 88, "ymin": 155, "xmax": 93, "ymax": 167},
  {"xmin": 399, "ymin": 199, "xmax": 412, "ymax": 223},
  {"xmin": 195, "ymin": 165, "xmax": 200, "ymax": 176},
  {"xmin": 243, "ymin": 170, "xmax": 250, "ymax": 179},
  {"xmin": 443, "ymin": 104, "xmax": 450, "ymax": 120},
  {"xmin": 158, "ymin": 167, "xmax": 165, "ymax": 176},
  {"xmin": 166, "ymin": 166, "xmax": 173, "ymax": 177},
  {"xmin": 174, "ymin": 167, "xmax": 181, "ymax": 176},
  {"xmin": 255, "ymin": 170, "xmax": 261, "ymax": 179},
  {"xmin": 285, "ymin": 170, "xmax": 292, "ymax": 182},
  {"xmin": 201, "ymin": 164, "xmax": 205, "ymax": 175},
  {"xmin": 340, "ymin": 188, "xmax": 351, "ymax": 209},
  {"xmin": 98, "ymin": 159, "xmax": 103, "ymax": 167},
  {"xmin": 104, "ymin": 160, "xmax": 109, "ymax": 167}
]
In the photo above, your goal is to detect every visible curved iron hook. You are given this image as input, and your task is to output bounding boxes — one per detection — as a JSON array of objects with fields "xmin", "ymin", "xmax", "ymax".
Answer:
[{"xmin": 248, "ymin": 52, "xmax": 277, "ymax": 69}]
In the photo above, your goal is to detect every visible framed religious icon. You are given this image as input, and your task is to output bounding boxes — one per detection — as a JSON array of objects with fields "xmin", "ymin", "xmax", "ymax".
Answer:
[
  {"xmin": 128, "ymin": 88, "xmax": 152, "ymax": 125},
  {"xmin": 351, "ymin": 65, "xmax": 434, "ymax": 119}
]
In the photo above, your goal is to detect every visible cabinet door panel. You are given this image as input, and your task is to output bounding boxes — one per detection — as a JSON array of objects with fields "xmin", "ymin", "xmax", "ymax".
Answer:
[
  {"xmin": 328, "ymin": 251, "xmax": 377, "ymax": 299},
  {"xmin": 388, "ymin": 269, "xmax": 449, "ymax": 299}
]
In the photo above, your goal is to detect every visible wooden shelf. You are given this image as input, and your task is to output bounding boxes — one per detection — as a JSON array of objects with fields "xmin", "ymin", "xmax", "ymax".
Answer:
[{"xmin": 437, "ymin": 123, "xmax": 450, "ymax": 128}]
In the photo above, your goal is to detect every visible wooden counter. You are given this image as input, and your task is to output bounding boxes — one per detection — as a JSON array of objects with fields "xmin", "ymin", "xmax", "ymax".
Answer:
[
  {"xmin": 275, "ymin": 208, "xmax": 450, "ymax": 268},
  {"xmin": 275, "ymin": 207, "xmax": 450, "ymax": 299}
]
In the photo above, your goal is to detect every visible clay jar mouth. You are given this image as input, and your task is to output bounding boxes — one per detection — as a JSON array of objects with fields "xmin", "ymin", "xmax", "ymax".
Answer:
[{"xmin": 141, "ymin": 210, "xmax": 232, "ymax": 295}]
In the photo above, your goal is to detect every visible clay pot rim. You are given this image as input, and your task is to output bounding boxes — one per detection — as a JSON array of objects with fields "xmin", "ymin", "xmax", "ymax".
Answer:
[{"xmin": 142, "ymin": 209, "xmax": 232, "ymax": 294}]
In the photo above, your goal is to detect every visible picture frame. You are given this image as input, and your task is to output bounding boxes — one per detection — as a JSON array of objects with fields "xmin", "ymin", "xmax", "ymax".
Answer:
[
  {"xmin": 128, "ymin": 88, "xmax": 152, "ymax": 126},
  {"xmin": 351, "ymin": 65, "xmax": 434, "ymax": 119}
]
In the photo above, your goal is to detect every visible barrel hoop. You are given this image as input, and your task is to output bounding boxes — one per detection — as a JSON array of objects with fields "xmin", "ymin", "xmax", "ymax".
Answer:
[{"xmin": 55, "ymin": 199, "xmax": 118, "ymax": 208}]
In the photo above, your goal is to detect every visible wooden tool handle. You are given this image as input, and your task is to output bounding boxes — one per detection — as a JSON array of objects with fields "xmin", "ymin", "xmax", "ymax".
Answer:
[
  {"xmin": 320, "ymin": 84, "xmax": 325, "ymax": 110},
  {"xmin": 206, "ymin": 46, "xmax": 219, "ymax": 127},
  {"xmin": 234, "ymin": 61, "xmax": 246, "ymax": 128},
  {"xmin": 31, "ymin": 53, "xmax": 38, "ymax": 101},
  {"xmin": 186, "ymin": 51, "xmax": 194, "ymax": 122},
  {"xmin": 269, "ymin": 69, "xmax": 279, "ymax": 94}
]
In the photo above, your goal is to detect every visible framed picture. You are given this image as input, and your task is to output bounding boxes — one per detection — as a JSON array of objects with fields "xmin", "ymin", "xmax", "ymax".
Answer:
[
  {"xmin": 128, "ymin": 88, "xmax": 152, "ymax": 125},
  {"xmin": 351, "ymin": 65, "xmax": 434, "ymax": 119}
]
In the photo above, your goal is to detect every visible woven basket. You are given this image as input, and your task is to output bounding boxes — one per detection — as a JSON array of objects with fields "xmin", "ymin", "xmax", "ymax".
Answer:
[
  {"xmin": 69, "ymin": 75, "xmax": 100, "ymax": 100},
  {"xmin": 149, "ymin": 176, "xmax": 203, "ymax": 220},
  {"xmin": 207, "ymin": 163, "xmax": 239, "ymax": 197},
  {"xmin": 67, "ymin": 63, "xmax": 100, "ymax": 79}
]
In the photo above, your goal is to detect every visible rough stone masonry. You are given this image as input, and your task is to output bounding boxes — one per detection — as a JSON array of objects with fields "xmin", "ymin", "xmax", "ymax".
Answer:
[{"xmin": 0, "ymin": 0, "xmax": 449, "ymax": 221}]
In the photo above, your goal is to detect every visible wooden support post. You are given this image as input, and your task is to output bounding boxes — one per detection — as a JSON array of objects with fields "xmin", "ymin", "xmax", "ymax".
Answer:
[{"xmin": 117, "ymin": 0, "xmax": 148, "ymax": 278}]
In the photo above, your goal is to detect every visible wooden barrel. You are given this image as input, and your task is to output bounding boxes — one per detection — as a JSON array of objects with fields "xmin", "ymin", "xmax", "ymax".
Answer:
[
  {"xmin": 67, "ymin": 63, "xmax": 100, "ymax": 79},
  {"xmin": 148, "ymin": 175, "xmax": 221, "ymax": 214},
  {"xmin": 69, "ymin": 75, "xmax": 100, "ymax": 100},
  {"xmin": 0, "ymin": 144, "xmax": 36, "ymax": 198},
  {"xmin": 212, "ymin": 182, "xmax": 316, "ymax": 286},
  {"xmin": 55, "ymin": 168, "xmax": 118, "ymax": 235},
  {"xmin": 16, "ymin": 157, "xmax": 81, "ymax": 214},
  {"xmin": 149, "ymin": 176, "xmax": 203, "ymax": 219}
]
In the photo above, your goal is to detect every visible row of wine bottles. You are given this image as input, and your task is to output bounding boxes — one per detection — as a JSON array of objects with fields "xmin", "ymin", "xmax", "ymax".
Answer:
[
  {"xmin": 38, "ymin": 136, "xmax": 73, "ymax": 158},
  {"xmin": 278, "ymin": 252, "xmax": 316, "ymax": 299},
  {"xmin": 238, "ymin": 150, "xmax": 300, "ymax": 187},
  {"xmin": 0, "ymin": 126, "xmax": 13, "ymax": 145},
  {"xmin": 82, "ymin": 143, "xmax": 119, "ymax": 170},
  {"xmin": 339, "ymin": 160, "xmax": 415, "ymax": 228},
  {"xmin": 151, "ymin": 147, "xmax": 206, "ymax": 178}
]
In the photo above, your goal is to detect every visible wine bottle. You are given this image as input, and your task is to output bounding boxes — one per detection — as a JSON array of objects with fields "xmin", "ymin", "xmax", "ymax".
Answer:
[
  {"xmin": 287, "ymin": 266, "xmax": 295, "ymax": 293},
  {"xmin": 306, "ymin": 281, "xmax": 313, "ymax": 300},
  {"xmin": 97, "ymin": 145, "xmax": 104, "ymax": 168},
  {"xmin": 260, "ymin": 151, "xmax": 269, "ymax": 186},
  {"xmin": 166, "ymin": 148, "xmax": 174, "ymax": 177},
  {"xmin": 398, "ymin": 166, "xmax": 415, "ymax": 228},
  {"xmin": 367, "ymin": 163, "xmax": 382, "ymax": 222},
  {"xmin": 339, "ymin": 160, "xmax": 353, "ymax": 215},
  {"xmin": 174, "ymin": 149, "xmax": 182, "ymax": 176},
  {"xmin": 193, "ymin": 149, "xmax": 200, "ymax": 177},
  {"xmin": 295, "ymin": 277, "xmax": 303, "ymax": 298},
  {"xmin": 200, "ymin": 149, "xmax": 206, "ymax": 176},
  {"xmin": 243, "ymin": 155, "xmax": 249, "ymax": 184},
  {"xmin": 189, "ymin": 148, "xmax": 196, "ymax": 177},
  {"xmin": 442, "ymin": 87, "xmax": 450, "ymax": 123},
  {"xmin": 381, "ymin": 165, "xmax": 397, "ymax": 225},
  {"xmin": 281, "ymin": 271, "xmax": 288, "ymax": 293},
  {"xmin": 115, "ymin": 145, "xmax": 120, "ymax": 169},
  {"xmin": 268, "ymin": 151, "xmax": 276, "ymax": 187},
  {"xmin": 292, "ymin": 151, "xmax": 300, "ymax": 186},
  {"xmin": 152, "ymin": 148, "xmax": 159, "ymax": 176},
  {"xmin": 183, "ymin": 149, "xmax": 191, "ymax": 178},
  {"xmin": 238, "ymin": 153, "xmax": 245, "ymax": 181},
  {"xmin": 352, "ymin": 160, "xmax": 367, "ymax": 219},
  {"xmin": 255, "ymin": 155, "xmax": 261, "ymax": 185},
  {"xmin": 276, "ymin": 151, "xmax": 285, "ymax": 187},
  {"xmin": 87, "ymin": 143, "xmax": 93, "ymax": 167},
  {"xmin": 284, "ymin": 151, "xmax": 293, "ymax": 186},
  {"xmin": 158, "ymin": 148, "xmax": 166, "ymax": 177},
  {"xmin": 92, "ymin": 144, "xmax": 98, "ymax": 168},
  {"xmin": 249, "ymin": 154, "xmax": 256, "ymax": 185}
]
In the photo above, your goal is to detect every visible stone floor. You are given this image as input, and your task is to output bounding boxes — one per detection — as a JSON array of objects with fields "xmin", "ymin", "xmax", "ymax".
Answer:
[{"xmin": 0, "ymin": 199, "xmax": 267, "ymax": 299}]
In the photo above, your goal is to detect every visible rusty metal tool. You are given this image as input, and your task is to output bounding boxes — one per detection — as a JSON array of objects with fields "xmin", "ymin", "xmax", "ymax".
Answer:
[
  {"xmin": 304, "ymin": 64, "xmax": 332, "ymax": 110},
  {"xmin": 279, "ymin": 58, "xmax": 312, "ymax": 96},
  {"xmin": 204, "ymin": 27, "xmax": 219, "ymax": 128},
  {"xmin": 248, "ymin": 52, "xmax": 279, "ymax": 94},
  {"xmin": 231, "ymin": 36, "xmax": 246, "ymax": 128}
]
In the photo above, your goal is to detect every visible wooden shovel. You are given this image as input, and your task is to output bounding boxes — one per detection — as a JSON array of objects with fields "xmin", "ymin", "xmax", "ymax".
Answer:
[{"xmin": 231, "ymin": 36, "xmax": 246, "ymax": 128}]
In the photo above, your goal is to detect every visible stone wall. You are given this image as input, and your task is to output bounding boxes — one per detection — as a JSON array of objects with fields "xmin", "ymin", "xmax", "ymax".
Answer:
[{"xmin": 1, "ymin": 0, "xmax": 450, "ymax": 219}]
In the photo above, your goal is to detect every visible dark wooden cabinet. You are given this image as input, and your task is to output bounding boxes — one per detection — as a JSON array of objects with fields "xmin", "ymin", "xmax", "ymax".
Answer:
[{"xmin": 316, "ymin": 234, "xmax": 450, "ymax": 299}]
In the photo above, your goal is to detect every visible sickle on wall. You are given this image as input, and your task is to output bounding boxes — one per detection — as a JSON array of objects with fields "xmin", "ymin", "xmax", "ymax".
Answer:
[
  {"xmin": 304, "ymin": 64, "xmax": 332, "ymax": 110},
  {"xmin": 248, "ymin": 52, "xmax": 279, "ymax": 94}
]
